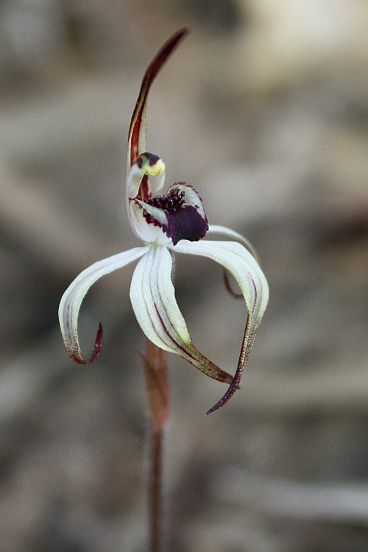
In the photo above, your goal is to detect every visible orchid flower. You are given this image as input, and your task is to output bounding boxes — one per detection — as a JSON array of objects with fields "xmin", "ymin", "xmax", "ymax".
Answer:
[{"xmin": 58, "ymin": 29, "xmax": 269, "ymax": 414}]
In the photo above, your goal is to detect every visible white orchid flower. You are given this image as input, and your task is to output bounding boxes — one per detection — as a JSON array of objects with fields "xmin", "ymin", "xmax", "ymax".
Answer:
[{"xmin": 58, "ymin": 29, "xmax": 269, "ymax": 414}]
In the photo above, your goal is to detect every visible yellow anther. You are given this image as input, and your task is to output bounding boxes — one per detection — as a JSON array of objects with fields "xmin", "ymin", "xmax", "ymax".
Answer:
[{"xmin": 146, "ymin": 158, "xmax": 165, "ymax": 176}]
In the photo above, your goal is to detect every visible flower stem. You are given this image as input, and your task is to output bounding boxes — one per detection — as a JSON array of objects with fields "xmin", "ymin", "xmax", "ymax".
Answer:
[{"xmin": 143, "ymin": 339, "xmax": 169, "ymax": 552}]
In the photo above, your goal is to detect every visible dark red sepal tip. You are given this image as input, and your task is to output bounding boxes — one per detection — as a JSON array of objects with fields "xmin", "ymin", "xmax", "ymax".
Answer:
[
  {"xmin": 70, "ymin": 322, "xmax": 103, "ymax": 365},
  {"xmin": 206, "ymin": 317, "xmax": 252, "ymax": 414},
  {"xmin": 128, "ymin": 28, "xmax": 190, "ymax": 167},
  {"xmin": 206, "ymin": 379, "xmax": 240, "ymax": 415}
]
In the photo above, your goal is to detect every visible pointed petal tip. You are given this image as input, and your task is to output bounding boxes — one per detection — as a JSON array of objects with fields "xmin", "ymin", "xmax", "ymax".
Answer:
[
  {"xmin": 166, "ymin": 28, "xmax": 190, "ymax": 49},
  {"xmin": 206, "ymin": 328, "xmax": 253, "ymax": 414},
  {"xmin": 217, "ymin": 371, "xmax": 233, "ymax": 384},
  {"xmin": 174, "ymin": 27, "xmax": 190, "ymax": 40},
  {"xmin": 69, "ymin": 322, "xmax": 103, "ymax": 365},
  {"xmin": 128, "ymin": 28, "xmax": 190, "ymax": 168}
]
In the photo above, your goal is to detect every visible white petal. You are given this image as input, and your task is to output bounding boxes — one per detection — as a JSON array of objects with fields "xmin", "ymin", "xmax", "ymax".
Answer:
[
  {"xmin": 129, "ymin": 247, "xmax": 233, "ymax": 383},
  {"xmin": 172, "ymin": 240, "xmax": 268, "ymax": 317},
  {"xmin": 170, "ymin": 239, "xmax": 269, "ymax": 413},
  {"xmin": 59, "ymin": 247, "xmax": 148, "ymax": 363},
  {"xmin": 129, "ymin": 200, "xmax": 170, "ymax": 245},
  {"xmin": 135, "ymin": 199, "xmax": 168, "ymax": 226},
  {"xmin": 130, "ymin": 183, "xmax": 208, "ymax": 246},
  {"xmin": 207, "ymin": 224, "xmax": 259, "ymax": 261}
]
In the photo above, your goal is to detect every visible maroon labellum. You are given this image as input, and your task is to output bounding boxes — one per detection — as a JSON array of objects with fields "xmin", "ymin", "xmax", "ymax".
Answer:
[{"xmin": 142, "ymin": 185, "xmax": 209, "ymax": 245}]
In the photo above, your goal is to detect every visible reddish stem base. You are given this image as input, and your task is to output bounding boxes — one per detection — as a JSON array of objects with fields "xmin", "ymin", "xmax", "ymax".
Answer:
[{"xmin": 143, "ymin": 340, "xmax": 169, "ymax": 552}]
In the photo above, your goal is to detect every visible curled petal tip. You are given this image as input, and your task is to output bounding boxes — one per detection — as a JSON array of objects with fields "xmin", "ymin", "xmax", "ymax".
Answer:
[
  {"xmin": 92, "ymin": 321, "xmax": 104, "ymax": 362},
  {"xmin": 206, "ymin": 329, "xmax": 254, "ymax": 414},
  {"xmin": 206, "ymin": 383, "xmax": 237, "ymax": 415},
  {"xmin": 206, "ymin": 332, "xmax": 253, "ymax": 414},
  {"xmin": 70, "ymin": 322, "xmax": 103, "ymax": 365},
  {"xmin": 59, "ymin": 247, "xmax": 147, "ymax": 367},
  {"xmin": 206, "ymin": 404, "xmax": 222, "ymax": 416}
]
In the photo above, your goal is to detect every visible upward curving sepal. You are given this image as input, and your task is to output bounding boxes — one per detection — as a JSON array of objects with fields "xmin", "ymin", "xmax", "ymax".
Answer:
[
  {"xmin": 59, "ymin": 247, "xmax": 147, "ymax": 364},
  {"xmin": 127, "ymin": 28, "xmax": 189, "ymax": 171}
]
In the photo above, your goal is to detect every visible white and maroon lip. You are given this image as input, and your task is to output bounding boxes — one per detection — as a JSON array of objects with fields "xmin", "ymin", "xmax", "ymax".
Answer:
[
  {"xmin": 130, "ymin": 181, "xmax": 208, "ymax": 245},
  {"xmin": 125, "ymin": 27, "xmax": 209, "ymax": 247},
  {"xmin": 127, "ymin": 151, "xmax": 208, "ymax": 245}
]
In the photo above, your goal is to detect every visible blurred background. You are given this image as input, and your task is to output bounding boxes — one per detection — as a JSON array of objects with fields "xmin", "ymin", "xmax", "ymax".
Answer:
[{"xmin": 1, "ymin": 1, "xmax": 368, "ymax": 551}]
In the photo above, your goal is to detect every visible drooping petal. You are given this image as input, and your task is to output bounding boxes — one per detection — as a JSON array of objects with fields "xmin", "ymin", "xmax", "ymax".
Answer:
[
  {"xmin": 130, "ymin": 183, "xmax": 208, "ymax": 245},
  {"xmin": 127, "ymin": 28, "xmax": 189, "ymax": 171},
  {"xmin": 129, "ymin": 247, "xmax": 233, "ymax": 384},
  {"xmin": 170, "ymin": 240, "xmax": 269, "ymax": 413},
  {"xmin": 59, "ymin": 247, "xmax": 148, "ymax": 363}
]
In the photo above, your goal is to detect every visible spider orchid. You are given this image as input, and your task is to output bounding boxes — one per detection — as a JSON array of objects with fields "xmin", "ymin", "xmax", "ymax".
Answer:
[{"xmin": 58, "ymin": 29, "xmax": 269, "ymax": 414}]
